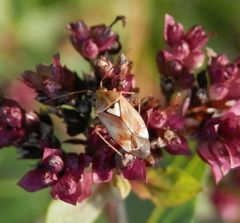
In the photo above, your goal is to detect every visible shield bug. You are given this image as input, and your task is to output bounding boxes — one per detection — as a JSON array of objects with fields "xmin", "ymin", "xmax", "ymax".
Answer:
[
  {"xmin": 46, "ymin": 55, "xmax": 151, "ymax": 164},
  {"xmin": 95, "ymin": 87, "xmax": 150, "ymax": 160}
]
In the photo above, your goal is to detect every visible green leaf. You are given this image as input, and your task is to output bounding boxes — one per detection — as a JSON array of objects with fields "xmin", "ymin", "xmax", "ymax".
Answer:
[
  {"xmin": 146, "ymin": 155, "xmax": 208, "ymax": 223},
  {"xmin": 112, "ymin": 174, "xmax": 131, "ymax": 199},
  {"xmin": 46, "ymin": 185, "xmax": 112, "ymax": 223},
  {"xmin": 147, "ymin": 200, "xmax": 195, "ymax": 223},
  {"xmin": 132, "ymin": 165, "xmax": 202, "ymax": 208}
]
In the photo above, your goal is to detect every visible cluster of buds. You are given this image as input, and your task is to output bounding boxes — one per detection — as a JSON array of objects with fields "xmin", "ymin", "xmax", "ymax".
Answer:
[{"xmin": 1, "ymin": 14, "xmax": 240, "ymax": 206}]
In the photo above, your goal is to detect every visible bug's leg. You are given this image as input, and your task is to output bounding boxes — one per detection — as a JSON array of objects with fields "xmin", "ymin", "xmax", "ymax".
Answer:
[
  {"xmin": 121, "ymin": 91, "xmax": 136, "ymax": 95},
  {"xmin": 115, "ymin": 149, "xmax": 135, "ymax": 169},
  {"xmin": 136, "ymin": 98, "xmax": 141, "ymax": 113},
  {"xmin": 95, "ymin": 130, "xmax": 123, "ymax": 157}
]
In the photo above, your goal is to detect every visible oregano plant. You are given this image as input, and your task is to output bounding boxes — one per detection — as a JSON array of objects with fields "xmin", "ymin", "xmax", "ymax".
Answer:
[{"xmin": 1, "ymin": 14, "xmax": 240, "ymax": 223}]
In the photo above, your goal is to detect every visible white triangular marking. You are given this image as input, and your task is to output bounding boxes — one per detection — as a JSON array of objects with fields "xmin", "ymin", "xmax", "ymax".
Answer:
[{"xmin": 106, "ymin": 102, "xmax": 121, "ymax": 117}]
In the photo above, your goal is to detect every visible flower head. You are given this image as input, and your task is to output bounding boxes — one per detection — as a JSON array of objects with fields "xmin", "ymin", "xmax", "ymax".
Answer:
[
  {"xmin": 22, "ymin": 54, "xmax": 79, "ymax": 104},
  {"xmin": 198, "ymin": 102, "xmax": 240, "ymax": 183},
  {"xmin": 142, "ymin": 100, "xmax": 191, "ymax": 156},
  {"xmin": 19, "ymin": 147, "xmax": 92, "ymax": 205},
  {"xmin": 208, "ymin": 54, "xmax": 240, "ymax": 101},
  {"xmin": 157, "ymin": 14, "xmax": 209, "ymax": 90},
  {"xmin": 0, "ymin": 98, "xmax": 26, "ymax": 148},
  {"xmin": 67, "ymin": 16, "xmax": 125, "ymax": 60}
]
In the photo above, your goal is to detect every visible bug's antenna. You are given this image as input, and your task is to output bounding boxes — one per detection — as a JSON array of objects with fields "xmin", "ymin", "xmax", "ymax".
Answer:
[{"xmin": 44, "ymin": 89, "xmax": 93, "ymax": 104}]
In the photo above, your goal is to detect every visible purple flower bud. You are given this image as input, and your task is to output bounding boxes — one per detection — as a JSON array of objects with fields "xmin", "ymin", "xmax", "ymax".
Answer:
[
  {"xmin": 91, "ymin": 129, "xmax": 115, "ymax": 183},
  {"xmin": 51, "ymin": 175, "xmax": 81, "ymax": 205},
  {"xmin": 78, "ymin": 172, "xmax": 93, "ymax": 202},
  {"xmin": 157, "ymin": 51, "xmax": 182, "ymax": 76},
  {"xmin": 0, "ymin": 99, "xmax": 26, "ymax": 148},
  {"xmin": 111, "ymin": 74, "xmax": 136, "ymax": 92},
  {"xmin": 92, "ymin": 164, "xmax": 113, "ymax": 184},
  {"xmin": 183, "ymin": 51, "xmax": 205, "ymax": 71},
  {"xmin": 198, "ymin": 142, "xmax": 223, "ymax": 183},
  {"xmin": 200, "ymin": 118, "xmax": 220, "ymax": 140},
  {"xmin": 172, "ymin": 40, "xmax": 190, "ymax": 60},
  {"xmin": 157, "ymin": 14, "xmax": 209, "ymax": 89},
  {"xmin": 22, "ymin": 54, "xmax": 78, "ymax": 103},
  {"xmin": 185, "ymin": 25, "xmax": 208, "ymax": 51},
  {"xmin": 64, "ymin": 153, "xmax": 91, "ymax": 180},
  {"xmin": 211, "ymin": 141, "xmax": 231, "ymax": 176},
  {"xmin": 208, "ymin": 83, "xmax": 229, "ymax": 101},
  {"xmin": 146, "ymin": 108, "xmax": 167, "ymax": 130},
  {"xmin": 122, "ymin": 158, "xmax": 146, "ymax": 181},
  {"xmin": 208, "ymin": 55, "xmax": 235, "ymax": 83},
  {"xmin": 198, "ymin": 107, "xmax": 240, "ymax": 182},
  {"xmin": 95, "ymin": 56, "xmax": 114, "ymax": 79},
  {"xmin": 68, "ymin": 17, "xmax": 121, "ymax": 60},
  {"xmin": 81, "ymin": 39, "xmax": 99, "ymax": 59},
  {"xmin": 164, "ymin": 14, "xmax": 184, "ymax": 47},
  {"xmin": 218, "ymin": 112, "xmax": 240, "ymax": 139},
  {"xmin": 67, "ymin": 21, "xmax": 89, "ymax": 41},
  {"xmin": 208, "ymin": 55, "xmax": 240, "ymax": 101},
  {"xmin": 164, "ymin": 130, "xmax": 191, "ymax": 155},
  {"xmin": 166, "ymin": 111, "xmax": 186, "ymax": 130},
  {"xmin": 42, "ymin": 148, "xmax": 64, "ymax": 173},
  {"xmin": 18, "ymin": 168, "xmax": 58, "ymax": 192}
]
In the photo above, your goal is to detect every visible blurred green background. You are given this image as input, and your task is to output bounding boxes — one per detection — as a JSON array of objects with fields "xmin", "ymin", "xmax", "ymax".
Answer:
[{"xmin": 1, "ymin": 0, "xmax": 240, "ymax": 222}]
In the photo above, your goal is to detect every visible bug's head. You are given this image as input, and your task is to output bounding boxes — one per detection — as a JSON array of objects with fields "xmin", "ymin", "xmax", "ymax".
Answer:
[{"xmin": 95, "ymin": 88, "xmax": 121, "ymax": 113}]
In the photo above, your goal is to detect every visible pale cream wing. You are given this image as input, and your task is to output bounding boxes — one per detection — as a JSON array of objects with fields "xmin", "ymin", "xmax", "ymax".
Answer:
[
  {"xmin": 130, "ymin": 134, "xmax": 150, "ymax": 159},
  {"xmin": 119, "ymin": 96, "xmax": 149, "ymax": 139},
  {"xmin": 97, "ymin": 110, "xmax": 133, "ymax": 153}
]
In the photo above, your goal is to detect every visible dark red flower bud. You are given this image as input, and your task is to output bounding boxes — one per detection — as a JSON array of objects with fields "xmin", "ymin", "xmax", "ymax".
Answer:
[
  {"xmin": 208, "ymin": 55, "xmax": 235, "ymax": 83},
  {"xmin": 122, "ymin": 158, "xmax": 146, "ymax": 181},
  {"xmin": 172, "ymin": 40, "xmax": 190, "ymax": 60},
  {"xmin": 67, "ymin": 21, "xmax": 89, "ymax": 41},
  {"xmin": 185, "ymin": 25, "xmax": 208, "ymax": 51},
  {"xmin": 198, "ymin": 103, "xmax": 240, "ymax": 183},
  {"xmin": 111, "ymin": 74, "xmax": 135, "ymax": 92},
  {"xmin": 164, "ymin": 130, "xmax": 191, "ymax": 155},
  {"xmin": 164, "ymin": 14, "xmax": 184, "ymax": 47},
  {"xmin": 146, "ymin": 108, "xmax": 167, "ymax": 130},
  {"xmin": 42, "ymin": 148, "xmax": 64, "ymax": 173},
  {"xmin": 81, "ymin": 39, "xmax": 99, "ymax": 59},
  {"xmin": 208, "ymin": 83, "xmax": 229, "ymax": 101},
  {"xmin": 68, "ymin": 17, "xmax": 122, "ymax": 60},
  {"xmin": 64, "ymin": 153, "xmax": 91, "ymax": 180},
  {"xmin": 208, "ymin": 55, "xmax": 240, "ymax": 101},
  {"xmin": 18, "ymin": 168, "xmax": 58, "ymax": 192},
  {"xmin": 200, "ymin": 118, "xmax": 220, "ymax": 140},
  {"xmin": 51, "ymin": 175, "xmax": 81, "ymax": 205},
  {"xmin": 22, "ymin": 54, "xmax": 79, "ymax": 103},
  {"xmin": 77, "ymin": 172, "xmax": 93, "ymax": 202},
  {"xmin": 158, "ymin": 14, "xmax": 209, "ymax": 90},
  {"xmin": 183, "ymin": 51, "xmax": 205, "ymax": 71},
  {"xmin": 0, "ymin": 99, "xmax": 26, "ymax": 148}
]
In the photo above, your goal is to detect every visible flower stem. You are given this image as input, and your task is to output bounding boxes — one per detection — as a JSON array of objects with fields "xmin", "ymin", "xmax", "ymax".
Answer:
[{"xmin": 105, "ymin": 190, "xmax": 128, "ymax": 223}]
